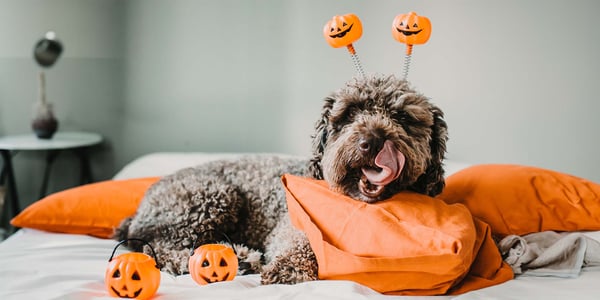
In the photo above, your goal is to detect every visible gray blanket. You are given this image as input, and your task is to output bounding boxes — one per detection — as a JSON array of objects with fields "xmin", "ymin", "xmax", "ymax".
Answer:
[{"xmin": 498, "ymin": 231, "xmax": 600, "ymax": 278}]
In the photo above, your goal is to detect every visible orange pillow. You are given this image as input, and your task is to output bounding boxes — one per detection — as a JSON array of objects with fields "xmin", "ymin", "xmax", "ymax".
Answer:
[
  {"xmin": 11, "ymin": 177, "xmax": 160, "ymax": 238},
  {"xmin": 439, "ymin": 164, "xmax": 600, "ymax": 237},
  {"xmin": 283, "ymin": 174, "xmax": 512, "ymax": 296}
]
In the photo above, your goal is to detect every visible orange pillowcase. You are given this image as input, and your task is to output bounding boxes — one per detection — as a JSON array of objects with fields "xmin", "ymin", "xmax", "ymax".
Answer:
[
  {"xmin": 439, "ymin": 164, "xmax": 600, "ymax": 237},
  {"xmin": 283, "ymin": 174, "xmax": 512, "ymax": 296},
  {"xmin": 11, "ymin": 177, "xmax": 160, "ymax": 238}
]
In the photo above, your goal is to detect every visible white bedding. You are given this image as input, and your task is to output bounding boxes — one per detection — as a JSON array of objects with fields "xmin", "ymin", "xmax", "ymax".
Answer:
[{"xmin": 1, "ymin": 152, "xmax": 599, "ymax": 300}]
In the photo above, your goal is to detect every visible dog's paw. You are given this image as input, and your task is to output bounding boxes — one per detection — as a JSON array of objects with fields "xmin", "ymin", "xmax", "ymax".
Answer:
[
  {"xmin": 260, "ymin": 254, "xmax": 318, "ymax": 285},
  {"xmin": 230, "ymin": 244, "xmax": 263, "ymax": 275}
]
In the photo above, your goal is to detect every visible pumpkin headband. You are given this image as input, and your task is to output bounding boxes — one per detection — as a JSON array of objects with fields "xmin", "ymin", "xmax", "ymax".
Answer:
[{"xmin": 323, "ymin": 12, "xmax": 432, "ymax": 80}]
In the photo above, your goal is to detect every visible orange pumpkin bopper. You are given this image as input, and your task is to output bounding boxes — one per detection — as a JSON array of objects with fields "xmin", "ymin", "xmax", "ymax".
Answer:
[
  {"xmin": 189, "ymin": 243, "xmax": 238, "ymax": 285},
  {"xmin": 392, "ymin": 12, "xmax": 432, "ymax": 55},
  {"xmin": 391, "ymin": 11, "xmax": 432, "ymax": 80},
  {"xmin": 323, "ymin": 14, "xmax": 363, "ymax": 50},
  {"xmin": 105, "ymin": 239, "xmax": 161, "ymax": 300},
  {"xmin": 323, "ymin": 13, "xmax": 366, "ymax": 77}
]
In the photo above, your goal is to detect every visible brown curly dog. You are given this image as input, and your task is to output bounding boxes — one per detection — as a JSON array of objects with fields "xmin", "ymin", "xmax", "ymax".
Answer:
[{"xmin": 115, "ymin": 74, "xmax": 448, "ymax": 285}]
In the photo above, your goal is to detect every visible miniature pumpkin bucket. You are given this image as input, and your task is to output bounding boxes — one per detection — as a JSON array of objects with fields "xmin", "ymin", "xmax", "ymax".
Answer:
[
  {"xmin": 105, "ymin": 239, "xmax": 161, "ymax": 300},
  {"xmin": 188, "ymin": 231, "xmax": 238, "ymax": 285}
]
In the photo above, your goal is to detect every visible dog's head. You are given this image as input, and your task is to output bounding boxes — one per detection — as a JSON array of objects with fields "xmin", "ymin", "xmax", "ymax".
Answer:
[{"xmin": 308, "ymin": 74, "xmax": 448, "ymax": 202}]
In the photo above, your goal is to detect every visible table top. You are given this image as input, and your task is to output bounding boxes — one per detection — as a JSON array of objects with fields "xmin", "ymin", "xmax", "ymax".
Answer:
[{"xmin": 0, "ymin": 131, "xmax": 103, "ymax": 151}]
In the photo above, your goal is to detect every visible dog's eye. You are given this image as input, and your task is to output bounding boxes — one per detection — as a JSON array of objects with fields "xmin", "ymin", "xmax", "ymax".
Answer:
[
  {"xmin": 330, "ymin": 124, "xmax": 343, "ymax": 133},
  {"xmin": 328, "ymin": 109, "xmax": 356, "ymax": 133},
  {"xmin": 346, "ymin": 110, "xmax": 356, "ymax": 121},
  {"xmin": 342, "ymin": 105, "xmax": 360, "ymax": 120},
  {"xmin": 392, "ymin": 111, "xmax": 419, "ymax": 133},
  {"xmin": 392, "ymin": 111, "xmax": 409, "ymax": 122}
]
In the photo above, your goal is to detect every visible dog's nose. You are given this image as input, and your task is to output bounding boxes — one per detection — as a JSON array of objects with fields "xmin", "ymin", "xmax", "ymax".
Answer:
[{"xmin": 358, "ymin": 135, "xmax": 383, "ymax": 154}]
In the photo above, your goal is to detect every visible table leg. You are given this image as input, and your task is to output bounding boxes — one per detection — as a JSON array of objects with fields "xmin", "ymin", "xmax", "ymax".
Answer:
[
  {"xmin": 0, "ymin": 150, "xmax": 20, "ymax": 220},
  {"xmin": 0, "ymin": 163, "xmax": 5, "ymax": 185},
  {"xmin": 39, "ymin": 150, "xmax": 60, "ymax": 199},
  {"xmin": 73, "ymin": 148, "xmax": 93, "ymax": 184}
]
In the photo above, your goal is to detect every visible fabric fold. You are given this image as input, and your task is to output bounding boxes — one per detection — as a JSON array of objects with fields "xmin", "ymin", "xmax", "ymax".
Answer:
[
  {"xmin": 283, "ymin": 174, "xmax": 513, "ymax": 296},
  {"xmin": 498, "ymin": 231, "xmax": 600, "ymax": 278}
]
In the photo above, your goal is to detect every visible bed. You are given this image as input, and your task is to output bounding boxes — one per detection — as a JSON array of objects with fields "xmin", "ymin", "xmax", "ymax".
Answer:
[{"xmin": 1, "ymin": 152, "xmax": 599, "ymax": 300}]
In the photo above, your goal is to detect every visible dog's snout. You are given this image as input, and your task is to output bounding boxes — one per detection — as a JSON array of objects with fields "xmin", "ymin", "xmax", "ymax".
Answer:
[{"xmin": 357, "ymin": 135, "xmax": 383, "ymax": 154}]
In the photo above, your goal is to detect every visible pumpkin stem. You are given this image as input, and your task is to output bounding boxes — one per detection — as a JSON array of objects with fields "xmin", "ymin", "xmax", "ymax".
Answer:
[
  {"xmin": 346, "ymin": 44, "xmax": 356, "ymax": 55},
  {"xmin": 405, "ymin": 44, "xmax": 414, "ymax": 56}
]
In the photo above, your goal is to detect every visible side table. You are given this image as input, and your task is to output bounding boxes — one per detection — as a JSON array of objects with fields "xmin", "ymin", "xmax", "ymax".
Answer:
[{"xmin": 0, "ymin": 131, "xmax": 103, "ymax": 226}]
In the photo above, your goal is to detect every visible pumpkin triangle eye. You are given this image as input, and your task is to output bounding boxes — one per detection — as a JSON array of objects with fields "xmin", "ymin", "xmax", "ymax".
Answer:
[
  {"xmin": 413, "ymin": 23, "xmax": 418, "ymax": 28},
  {"xmin": 219, "ymin": 258, "xmax": 228, "ymax": 267},
  {"xmin": 132, "ymin": 271, "xmax": 141, "ymax": 280},
  {"xmin": 202, "ymin": 259, "xmax": 210, "ymax": 267},
  {"xmin": 399, "ymin": 21, "xmax": 404, "ymax": 26},
  {"xmin": 112, "ymin": 269, "xmax": 121, "ymax": 278},
  {"xmin": 342, "ymin": 22, "xmax": 347, "ymax": 27}
]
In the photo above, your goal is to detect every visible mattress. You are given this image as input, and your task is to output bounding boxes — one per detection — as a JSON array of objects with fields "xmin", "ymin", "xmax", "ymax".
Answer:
[{"xmin": 1, "ymin": 152, "xmax": 599, "ymax": 300}]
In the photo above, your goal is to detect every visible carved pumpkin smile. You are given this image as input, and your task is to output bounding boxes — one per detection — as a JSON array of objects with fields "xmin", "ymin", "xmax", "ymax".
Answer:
[
  {"xmin": 200, "ymin": 269, "xmax": 232, "ymax": 283},
  {"xmin": 201, "ymin": 273, "xmax": 231, "ymax": 283},
  {"xmin": 110, "ymin": 286, "xmax": 142, "ymax": 298},
  {"xmin": 395, "ymin": 27, "xmax": 423, "ymax": 36},
  {"xmin": 329, "ymin": 23, "xmax": 354, "ymax": 38}
]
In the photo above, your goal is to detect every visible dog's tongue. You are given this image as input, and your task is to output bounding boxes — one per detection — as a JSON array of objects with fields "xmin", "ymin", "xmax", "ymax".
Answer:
[{"xmin": 361, "ymin": 141, "xmax": 405, "ymax": 186}]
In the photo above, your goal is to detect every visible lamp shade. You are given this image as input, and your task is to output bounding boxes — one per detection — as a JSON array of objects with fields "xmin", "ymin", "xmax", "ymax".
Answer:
[{"xmin": 34, "ymin": 31, "xmax": 63, "ymax": 67}]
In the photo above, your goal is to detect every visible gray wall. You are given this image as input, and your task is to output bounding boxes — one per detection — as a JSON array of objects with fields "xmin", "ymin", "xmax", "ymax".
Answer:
[
  {"xmin": 1, "ymin": 0, "xmax": 599, "ymax": 212},
  {"xmin": 119, "ymin": 0, "xmax": 289, "ymax": 166}
]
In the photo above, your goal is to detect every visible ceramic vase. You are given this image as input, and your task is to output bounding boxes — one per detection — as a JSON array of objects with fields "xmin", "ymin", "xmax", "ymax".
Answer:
[
  {"xmin": 32, "ymin": 102, "xmax": 58, "ymax": 139},
  {"xmin": 32, "ymin": 71, "xmax": 59, "ymax": 139}
]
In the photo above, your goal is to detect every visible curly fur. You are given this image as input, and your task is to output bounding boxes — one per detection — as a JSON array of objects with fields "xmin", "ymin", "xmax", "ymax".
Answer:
[{"xmin": 115, "ymin": 74, "xmax": 448, "ymax": 284}]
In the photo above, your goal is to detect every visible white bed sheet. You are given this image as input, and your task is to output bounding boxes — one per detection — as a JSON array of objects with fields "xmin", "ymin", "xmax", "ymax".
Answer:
[
  {"xmin": 0, "ymin": 228, "xmax": 428, "ymax": 300},
  {"xmin": 2, "ymin": 228, "xmax": 600, "ymax": 300},
  {"xmin": 1, "ymin": 152, "xmax": 599, "ymax": 300}
]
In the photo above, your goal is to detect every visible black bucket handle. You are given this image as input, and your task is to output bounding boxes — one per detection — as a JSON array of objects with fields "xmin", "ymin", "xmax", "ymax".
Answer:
[
  {"xmin": 190, "ymin": 230, "xmax": 236, "ymax": 256},
  {"xmin": 109, "ymin": 238, "xmax": 160, "ymax": 269}
]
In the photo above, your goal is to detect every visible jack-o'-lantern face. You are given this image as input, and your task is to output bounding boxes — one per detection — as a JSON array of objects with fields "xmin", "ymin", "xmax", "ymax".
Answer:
[
  {"xmin": 323, "ymin": 14, "xmax": 363, "ymax": 48},
  {"xmin": 189, "ymin": 244, "xmax": 238, "ymax": 285},
  {"xmin": 105, "ymin": 252, "xmax": 161, "ymax": 300},
  {"xmin": 392, "ymin": 12, "xmax": 431, "ymax": 45}
]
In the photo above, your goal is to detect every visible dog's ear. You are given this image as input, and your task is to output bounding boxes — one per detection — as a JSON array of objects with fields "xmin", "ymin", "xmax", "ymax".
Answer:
[
  {"xmin": 308, "ymin": 96, "xmax": 335, "ymax": 179},
  {"xmin": 413, "ymin": 105, "xmax": 448, "ymax": 196}
]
